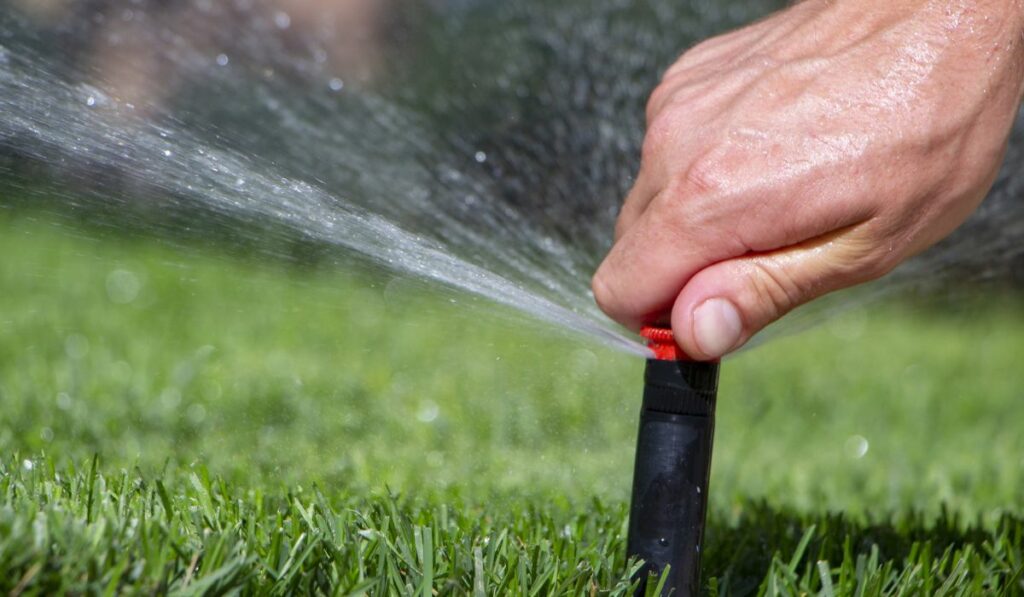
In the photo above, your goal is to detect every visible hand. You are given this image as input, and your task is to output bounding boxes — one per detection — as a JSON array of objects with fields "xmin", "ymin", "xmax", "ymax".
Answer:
[{"xmin": 592, "ymin": 0, "xmax": 1024, "ymax": 359}]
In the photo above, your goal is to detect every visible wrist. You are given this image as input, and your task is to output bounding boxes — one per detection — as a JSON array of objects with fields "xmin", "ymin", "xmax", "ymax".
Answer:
[
  {"xmin": 960, "ymin": 0, "xmax": 1024, "ymax": 100},
  {"xmin": 907, "ymin": 0, "xmax": 1024, "ymax": 100}
]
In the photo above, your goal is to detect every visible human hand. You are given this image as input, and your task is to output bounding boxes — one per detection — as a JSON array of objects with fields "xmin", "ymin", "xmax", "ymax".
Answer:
[{"xmin": 593, "ymin": 0, "xmax": 1024, "ymax": 359}]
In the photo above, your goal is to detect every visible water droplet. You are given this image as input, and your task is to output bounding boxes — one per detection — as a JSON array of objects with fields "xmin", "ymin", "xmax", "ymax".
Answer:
[
  {"xmin": 474, "ymin": 151, "xmax": 487, "ymax": 163},
  {"xmin": 163, "ymin": 149, "xmax": 172, "ymax": 157},
  {"xmin": 106, "ymin": 269, "xmax": 141, "ymax": 304},
  {"xmin": 328, "ymin": 78, "xmax": 345, "ymax": 92},
  {"xmin": 570, "ymin": 348, "xmax": 597, "ymax": 373},
  {"xmin": 273, "ymin": 11, "xmax": 291, "ymax": 29},
  {"xmin": 65, "ymin": 334, "xmax": 90, "ymax": 359},
  {"xmin": 216, "ymin": 53, "xmax": 229, "ymax": 67},
  {"xmin": 417, "ymin": 401, "xmax": 439, "ymax": 423},
  {"xmin": 187, "ymin": 403, "xmax": 207, "ymax": 424},
  {"xmin": 56, "ymin": 393, "xmax": 72, "ymax": 410},
  {"xmin": 658, "ymin": 537, "xmax": 668, "ymax": 546},
  {"xmin": 79, "ymin": 83, "xmax": 109, "ymax": 108},
  {"xmin": 161, "ymin": 387, "xmax": 182, "ymax": 409},
  {"xmin": 40, "ymin": 427, "xmax": 54, "ymax": 442},
  {"xmin": 845, "ymin": 434, "xmax": 869, "ymax": 459},
  {"xmin": 22, "ymin": 459, "xmax": 34, "ymax": 471}
]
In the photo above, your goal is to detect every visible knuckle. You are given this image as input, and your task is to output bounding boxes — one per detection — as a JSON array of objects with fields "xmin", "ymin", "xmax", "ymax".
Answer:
[
  {"xmin": 646, "ymin": 185, "xmax": 693, "ymax": 231},
  {"xmin": 640, "ymin": 116, "xmax": 672, "ymax": 164},
  {"xmin": 743, "ymin": 51, "xmax": 780, "ymax": 73},
  {"xmin": 645, "ymin": 82, "xmax": 676, "ymax": 124},
  {"xmin": 678, "ymin": 149, "xmax": 731, "ymax": 197},
  {"xmin": 745, "ymin": 260, "xmax": 804, "ymax": 321},
  {"xmin": 591, "ymin": 270, "xmax": 619, "ymax": 316},
  {"xmin": 831, "ymin": 231, "xmax": 901, "ymax": 283},
  {"xmin": 675, "ymin": 35, "xmax": 730, "ymax": 68},
  {"xmin": 860, "ymin": 247, "xmax": 901, "ymax": 281},
  {"xmin": 613, "ymin": 215, "xmax": 631, "ymax": 241},
  {"xmin": 685, "ymin": 37, "xmax": 718, "ymax": 58}
]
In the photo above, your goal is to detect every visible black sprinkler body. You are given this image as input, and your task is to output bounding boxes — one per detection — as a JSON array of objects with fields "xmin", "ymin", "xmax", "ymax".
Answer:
[{"xmin": 627, "ymin": 327, "xmax": 719, "ymax": 596}]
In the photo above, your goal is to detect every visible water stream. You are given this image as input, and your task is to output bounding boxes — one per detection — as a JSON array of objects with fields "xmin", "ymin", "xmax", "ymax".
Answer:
[{"xmin": 1, "ymin": 0, "xmax": 1020, "ymax": 355}]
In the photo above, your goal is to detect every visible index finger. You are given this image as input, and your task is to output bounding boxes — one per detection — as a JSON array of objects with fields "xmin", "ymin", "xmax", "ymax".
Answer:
[{"xmin": 592, "ymin": 192, "xmax": 743, "ymax": 329}]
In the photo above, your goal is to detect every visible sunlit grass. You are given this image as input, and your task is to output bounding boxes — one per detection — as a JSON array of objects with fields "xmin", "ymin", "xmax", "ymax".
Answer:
[{"xmin": 1, "ymin": 211, "xmax": 1023, "ymax": 593}]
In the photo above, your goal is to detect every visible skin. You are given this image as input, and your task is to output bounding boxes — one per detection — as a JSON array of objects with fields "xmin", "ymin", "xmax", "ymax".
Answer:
[{"xmin": 592, "ymin": 0, "xmax": 1024, "ymax": 360}]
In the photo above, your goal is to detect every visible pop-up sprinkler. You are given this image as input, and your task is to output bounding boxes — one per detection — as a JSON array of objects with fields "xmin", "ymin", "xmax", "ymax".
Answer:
[{"xmin": 627, "ymin": 326, "xmax": 719, "ymax": 595}]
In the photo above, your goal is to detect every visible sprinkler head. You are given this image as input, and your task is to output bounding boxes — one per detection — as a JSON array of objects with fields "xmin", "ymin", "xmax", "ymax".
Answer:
[
  {"xmin": 628, "ymin": 326, "xmax": 719, "ymax": 596},
  {"xmin": 640, "ymin": 326, "xmax": 687, "ymax": 361}
]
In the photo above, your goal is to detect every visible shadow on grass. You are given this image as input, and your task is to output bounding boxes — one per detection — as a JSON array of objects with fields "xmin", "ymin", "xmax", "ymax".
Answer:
[{"xmin": 703, "ymin": 501, "xmax": 1023, "ymax": 594}]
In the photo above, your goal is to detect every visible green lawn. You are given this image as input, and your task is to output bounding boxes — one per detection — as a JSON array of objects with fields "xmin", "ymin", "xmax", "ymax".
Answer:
[{"xmin": 1, "ymin": 211, "xmax": 1023, "ymax": 594}]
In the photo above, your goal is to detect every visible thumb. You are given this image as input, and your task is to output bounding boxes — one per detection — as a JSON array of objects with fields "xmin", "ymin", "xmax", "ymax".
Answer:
[{"xmin": 669, "ymin": 233, "xmax": 886, "ymax": 360}]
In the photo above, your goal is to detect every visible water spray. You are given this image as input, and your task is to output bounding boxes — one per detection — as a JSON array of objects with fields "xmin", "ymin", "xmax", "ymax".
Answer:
[{"xmin": 627, "ymin": 327, "xmax": 719, "ymax": 595}]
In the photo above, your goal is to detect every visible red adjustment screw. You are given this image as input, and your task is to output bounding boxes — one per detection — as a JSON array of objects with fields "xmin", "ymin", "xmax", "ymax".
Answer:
[{"xmin": 640, "ymin": 326, "xmax": 691, "ymax": 361}]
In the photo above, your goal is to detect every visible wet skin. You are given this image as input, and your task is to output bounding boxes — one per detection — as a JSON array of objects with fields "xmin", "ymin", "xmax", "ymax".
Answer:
[{"xmin": 593, "ymin": 0, "xmax": 1024, "ymax": 359}]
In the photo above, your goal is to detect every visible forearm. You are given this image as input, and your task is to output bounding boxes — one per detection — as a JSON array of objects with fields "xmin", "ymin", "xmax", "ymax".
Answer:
[
  {"xmin": 757, "ymin": 0, "xmax": 1024, "ymax": 143},
  {"xmin": 846, "ymin": 0, "xmax": 1024, "ymax": 99}
]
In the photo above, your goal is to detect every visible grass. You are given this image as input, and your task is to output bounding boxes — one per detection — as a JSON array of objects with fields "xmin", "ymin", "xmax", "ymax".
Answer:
[{"xmin": 1, "ymin": 209, "xmax": 1023, "ymax": 594}]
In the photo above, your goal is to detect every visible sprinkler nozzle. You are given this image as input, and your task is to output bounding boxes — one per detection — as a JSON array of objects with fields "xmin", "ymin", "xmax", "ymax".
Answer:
[
  {"xmin": 640, "ymin": 326, "xmax": 687, "ymax": 361},
  {"xmin": 628, "ymin": 326, "xmax": 719, "ymax": 596}
]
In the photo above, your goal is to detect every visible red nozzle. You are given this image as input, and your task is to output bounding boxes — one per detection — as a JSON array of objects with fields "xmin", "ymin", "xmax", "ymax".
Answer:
[{"xmin": 641, "ymin": 326, "xmax": 690, "ymax": 361}]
